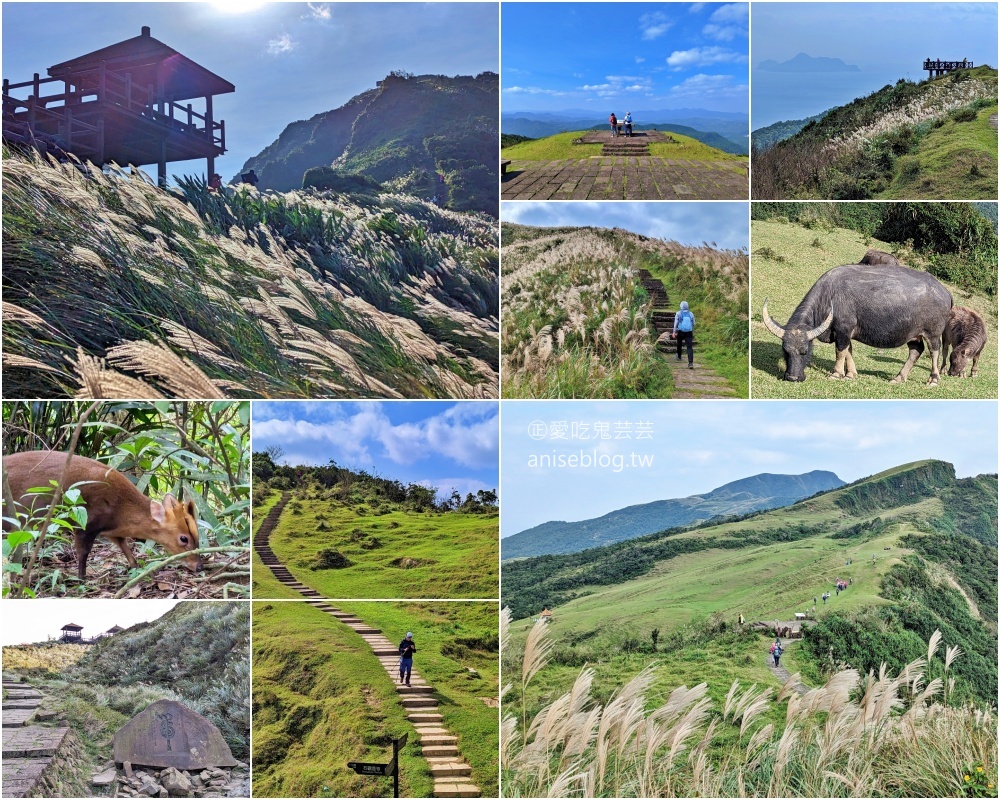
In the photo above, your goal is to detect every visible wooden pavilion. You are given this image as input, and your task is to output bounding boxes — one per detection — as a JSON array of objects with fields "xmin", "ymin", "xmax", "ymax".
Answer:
[
  {"xmin": 2, "ymin": 26, "xmax": 234, "ymax": 184},
  {"xmin": 59, "ymin": 622, "xmax": 84, "ymax": 642}
]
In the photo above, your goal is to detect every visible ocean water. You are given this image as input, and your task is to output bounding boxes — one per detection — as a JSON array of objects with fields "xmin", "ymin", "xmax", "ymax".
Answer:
[{"xmin": 751, "ymin": 70, "xmax": 916, "ymax": 129}]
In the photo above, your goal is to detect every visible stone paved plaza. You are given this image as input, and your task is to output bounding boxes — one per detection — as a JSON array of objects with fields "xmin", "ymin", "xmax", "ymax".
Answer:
[{"xmin": 501, "ymin": 155, "xmax": 749, "ymax": 200}]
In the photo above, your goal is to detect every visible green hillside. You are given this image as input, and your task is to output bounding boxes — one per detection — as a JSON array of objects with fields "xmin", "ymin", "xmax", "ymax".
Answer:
[
  {"xmin": 2, "ymin": 147, "xmax": 498, "ymax": 399},
  {"xmin": 750, "ymin": 208, "xmax": 998, "ymax": 398},
  {"xmin": 252, "ymin": 601, "xmax": 498, "ymax": 797},
  {"xmin": 236, "ymin": 72, "xmax": 499, "ymax": 216},
  {"xmin": 501, "ymin": 460, "xmax": 997, "ymax": 796},
  {"xmin": 501, "ymin": 129, "xmax": 747, "ymax": 163},
  {"xmin": 753, "ymin": 67, "xmax": 998, "ymax": 199}
]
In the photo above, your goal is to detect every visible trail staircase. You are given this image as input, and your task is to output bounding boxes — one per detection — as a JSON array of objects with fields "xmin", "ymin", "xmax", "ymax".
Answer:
[
  {"xmin": 254, "ymin": 497, "xmax": 481, "ymax": 797},
  {"xmin": 2, "ymin": 680, "xmax": 70, "ymax": 797},
  {"xmin": 601, "ymin": 138, "xmax": 650, "ymax": 156}
]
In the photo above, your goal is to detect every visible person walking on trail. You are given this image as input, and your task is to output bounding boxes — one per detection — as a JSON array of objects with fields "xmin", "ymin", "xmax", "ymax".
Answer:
[
  {"xmin": 609, "ymin": 112, "xmax": 618, "ymax": 137},
  {"xmin": 673, "ymin": 301, "xmax": 695, "ymax": 369},
  {"xmin": 398, "ymin": 632, "xmax": 416, "ymax": 686},
  {"xmin": 770, "ymin": 639, "xmax": 783, "ymax": 667}
]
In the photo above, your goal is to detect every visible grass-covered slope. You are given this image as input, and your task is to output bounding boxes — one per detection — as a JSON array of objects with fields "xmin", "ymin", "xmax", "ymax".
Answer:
[
  {"xmin": 501, "ymin": 224, "xmax": 748, "ymax": 398},
  {"xmin": 503, "ymin": 460, "xmax": 997, "ymax": 706},
  {"xmin": 2, "ymin": 148, "xmax": 498, "ymax": 398},
  {"xmin": 252, "ymin": 601, "xmax": 498, "ymax": 798},
  {"xmin": 238, "ymin": 72, "xmax": 499, "ymax": 217},
  {"xmin": 750, "ymin": 215, "xmax": 998, "ymax": 398},
  {"xmin": 262, "ymin": 495, "xmax": 499, "ymax": 598},
  {"xmin": 500, "ymin": 129, "xmax": 748, "ymax": 163},
  {"xmin": 753, "ymin": 67, "xmax": 998, "ymax": 199}
]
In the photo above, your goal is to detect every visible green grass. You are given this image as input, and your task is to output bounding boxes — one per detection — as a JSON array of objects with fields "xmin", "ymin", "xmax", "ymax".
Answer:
[
  {"xmin": 750, "ymin": 219, "xmax": 998, "ymax": 398},
  {"xmin": 882, "ymin": 102, "xmax": 999, "ymax": 199},
  {"xmin": 258, "ymin": 497, "xmax": 499, "ymax": 599},
  {"xmin": 500, "ymin": 130, "xmax": 747, "ymax": 164},
  {"xmin": 252, "ymin": 601, "xmax": 434, "ymax": 798},
  {"xmin": 338, "ymin": 601, "xmax": 499, "ymax": 797}
]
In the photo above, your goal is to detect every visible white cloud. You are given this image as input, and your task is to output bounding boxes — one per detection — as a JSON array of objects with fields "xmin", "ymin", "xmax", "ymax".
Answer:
[
  {"xmin": 689, "ymin": 2, "xmax": 705, "ymax": 12},
  {"xmin": 634, "ymin": 56, "xmax": 646, "ymax": 64},
  {"xmin": 639, "ymin": 11, "xmax": 673, "ymax": 40},
  {"xmin": 266, "ymin": 34, "xmax": 297, "ymax": 55},
  {"xmin": 504, "ymin": 85, "xmax": 566, "ymax": 95},
  {"xmin": 306, "ymin": 3, "xmax": 331, "ymax": 22},
  {"xmin": 669, "ymin": 73, "xmax": 747, "ymax": 100},
  {"xmin": 703, "ymin": 3, "xmax": 748, "ymax": 40},
  {"xmin": 667, "ymin": 46, "xmax": 748, "ymax": 70}
]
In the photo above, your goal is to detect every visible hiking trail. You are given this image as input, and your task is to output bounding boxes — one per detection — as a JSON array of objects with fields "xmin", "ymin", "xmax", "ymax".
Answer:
[
  {"xmin": 254, "ymin": 497, "xmax": 481, "ymax": 798},
  {"xmin": 639, "ymin": 268, "xmax": 739, "ymax": 398},
  {"xmin": 2, "ymin": 679, "xmax": 70, "ymax": 797}
]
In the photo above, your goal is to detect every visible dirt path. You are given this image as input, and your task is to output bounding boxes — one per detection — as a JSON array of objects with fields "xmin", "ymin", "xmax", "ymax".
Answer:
[
  {"xmin": 764, "ymin": 653, "xmax": 811, "ymax": 696},
  {"xmin": 2, "ymin": 680, "xmax": 70, "ymax": 798},
  {"xmin": 254, "ymin": 501, "xmax": 480, "ymax": 798},
  {"xmin": 639, "ymin": 268, "xmax": 739, "ymax": 398}
]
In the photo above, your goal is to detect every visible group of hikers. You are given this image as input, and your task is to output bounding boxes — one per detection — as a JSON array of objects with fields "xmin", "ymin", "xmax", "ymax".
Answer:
[{"xmin": 608, "ymin": 111, "xmax": 635, "ymax": 137}]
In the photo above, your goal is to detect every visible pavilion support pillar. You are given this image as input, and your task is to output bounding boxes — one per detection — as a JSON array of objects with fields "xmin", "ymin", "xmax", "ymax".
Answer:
[{"xmin": 158, "ymin": 138, "xmax": 167, "ymax": 187}]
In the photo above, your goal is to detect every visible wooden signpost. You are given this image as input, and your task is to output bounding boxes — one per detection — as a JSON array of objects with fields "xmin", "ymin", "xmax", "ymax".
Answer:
[{"xmin": 348, "ymin": 733, "xmax": 408, "ymax": 798}]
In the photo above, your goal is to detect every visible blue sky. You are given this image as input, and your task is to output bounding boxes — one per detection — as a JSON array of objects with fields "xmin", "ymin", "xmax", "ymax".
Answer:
[
  {"xmin": 2, "ymin": 2, "xmax": 498, "ymax": 180},
  {"xmin": 502, "ymin": 2, "xmax": 749, "ymax": 114},
  {"xmin": 751, "ymin": 2, "xmax": 998, "ymax": 127},
  {"xmin": 501, "ymin": 201, "xmax": 748, "ymax": 250},
  {"xmin": 1, "ymin": 600, "xmax": 180, "ymax": 646},
  {"xmin": 252, "ymin": 401, "xmax": 499, "ymax": 500},
  {"xmin": 501, "ymin": 400, "xmax": 998, "ymax": 537}
]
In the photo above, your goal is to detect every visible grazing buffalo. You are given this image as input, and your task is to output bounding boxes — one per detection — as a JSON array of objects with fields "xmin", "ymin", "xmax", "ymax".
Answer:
[
  {"xmin": 942, "ymin": 306, "xmax": 987, "ymax": 377},
  {"xmin": 762, "ymin": 263, "xmax": 953, "ymax": 384},
  {"xmin": 858, "ymin": 249, "xmax": 901, "ymax": 267}
]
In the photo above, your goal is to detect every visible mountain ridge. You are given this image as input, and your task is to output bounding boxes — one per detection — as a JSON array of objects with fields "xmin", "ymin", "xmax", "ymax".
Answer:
[{"xmin": 503, "ymin": 469, "xmax": 845, "ymax": 559}]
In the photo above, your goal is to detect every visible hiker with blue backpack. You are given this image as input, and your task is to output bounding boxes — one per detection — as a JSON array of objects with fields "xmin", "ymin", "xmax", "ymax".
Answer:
[
  {"xmin": 673, "ymin": 301, "xmax": 695, "ymax": 369},
  {"xmin": 770, "ymin": 638, "xmax": 783, "ymax": 667}
]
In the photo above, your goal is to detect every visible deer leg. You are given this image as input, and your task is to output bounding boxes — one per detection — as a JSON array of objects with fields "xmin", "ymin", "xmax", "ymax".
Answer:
[
  {"xmin": 75, "ymin": 531, "xmax": 98, "ymax": 580},
  {"xmin": 111, "ymin": 537, "xmax": 139, "ymax": 570},
  {"xmin": 890, "ymin": 338, "xmax": 924, "ymax": 383}
]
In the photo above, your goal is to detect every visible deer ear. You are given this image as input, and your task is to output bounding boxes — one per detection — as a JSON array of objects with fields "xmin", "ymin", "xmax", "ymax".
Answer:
[
  {"xmin": 185, "ymin": 499, "xmax": 197, "ymax": 519},
  {"xmin": 151, "ymin": 500, "xmax": 166, "ymax": 523},
  {"xmin": 162, "ymin": 493, "xmax": 180, "ymax": 510}
]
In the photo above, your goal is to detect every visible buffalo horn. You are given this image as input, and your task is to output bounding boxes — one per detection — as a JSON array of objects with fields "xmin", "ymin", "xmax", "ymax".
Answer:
[
  {"xmin": 806, "ymin": 308, "xmax": 834, "ymax": 341},
  {"xmin": 761, "ymin": 298, "xmax": 786, "ymax": 337}
]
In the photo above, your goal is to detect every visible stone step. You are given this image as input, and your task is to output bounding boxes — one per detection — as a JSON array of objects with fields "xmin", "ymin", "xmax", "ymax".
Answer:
[
  {"xmin": 396, "ymin": 685, "xmax": 435, "ymax": 694},
  {"xmin": 432, "ymin": 781, "xmax": 480, "ymax": 798},
  {"xmin": 3, "ymin": 758, "xmax": 52, "ymax": 798},
  {"xmin": 427, "ymin": 759, "xmax": 472, "ymax": 777},
  {"xmin": 2, "ymin": 726, "xmax": 70, "ymax": 758},
  {"xmin": 419, "ymin": 735, "xmax": 457, "ymax": 746},
  {"xmin": 2, "ymin": 709, "xmax": 36, "ymax": 728},
  {"xmin": 423, "ymin": 745, "xmax": 459, "ymax": 757},
  {"xmin": 3, "ymin": 691, "xmax": 41, "ymax": 700},
  {"xmin": 408, "ymin": 713, "xmax": 443, "ymax": 723},
  {"xmin": 2, "ymin": 700, "xmax": 41, "ymax": 710},
  {"xmin": 401, "ymin": 697, "xmax": 438, "ymax": 709}
]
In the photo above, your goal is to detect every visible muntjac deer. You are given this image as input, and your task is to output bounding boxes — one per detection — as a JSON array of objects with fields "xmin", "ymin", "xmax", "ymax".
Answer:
[{"xmin": 2, "ymin": 451, "xmax": 202, "ymax": 580}]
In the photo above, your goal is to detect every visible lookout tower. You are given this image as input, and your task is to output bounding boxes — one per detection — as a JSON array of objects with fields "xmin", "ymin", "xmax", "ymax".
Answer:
[
  {"xmin": 2, "ymin": 26, "xmax": 234, "ymax": 184},
  {"xmin": 59, "ymin": 622, "xmax": 84, "ymax": 642},
  {"xmin": 923, "ymin": 58, "xmax": 973, "ymax": 78}
]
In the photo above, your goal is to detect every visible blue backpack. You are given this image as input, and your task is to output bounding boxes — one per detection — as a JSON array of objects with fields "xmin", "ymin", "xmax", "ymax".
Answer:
[{"xmin": 677, "ymin": 309, "xmax": 693, "ymax": 332}]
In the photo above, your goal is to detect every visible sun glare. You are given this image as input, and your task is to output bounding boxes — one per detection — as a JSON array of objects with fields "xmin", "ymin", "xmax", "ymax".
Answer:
[{"xmin": 211, "ymin": 0, "xmax": 268, "ymax": 14}]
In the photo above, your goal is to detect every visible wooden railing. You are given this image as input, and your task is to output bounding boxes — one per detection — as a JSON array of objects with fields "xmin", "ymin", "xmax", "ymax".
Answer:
[{"xmin": 3, "ymin": 67, "xmax": 225, "ymax": 151}]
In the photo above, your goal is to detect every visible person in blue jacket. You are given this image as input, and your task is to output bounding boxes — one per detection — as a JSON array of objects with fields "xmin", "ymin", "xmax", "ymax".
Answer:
[{"xmin": 673, "ymin": 300, "xmax": 695, "ymax": 369}]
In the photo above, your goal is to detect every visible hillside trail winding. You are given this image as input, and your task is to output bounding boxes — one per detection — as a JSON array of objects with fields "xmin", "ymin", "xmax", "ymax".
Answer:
[
  {"xmin": 764, "ymin": 650, "xmax": 811, "ymax": 696},
  {"xmin": 254, "ymin": 498, "xmax": 480, "ymax": 798},
  {"xmin": 2, "ymin": 679, "xmax": 71, "ymax": 797},
  {"xmin": 639, "ymin": 269, "xmax": 739, "ymax": 398}
]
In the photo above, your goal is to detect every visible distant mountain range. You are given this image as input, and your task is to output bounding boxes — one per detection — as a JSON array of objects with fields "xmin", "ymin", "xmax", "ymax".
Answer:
[
  {"xmin": 235, "ymin": 72, "xmax": 498, "ymax": 216},
  {"xmin": 752, "ymin": 110, "xmax": 830, "ymax": 149},
  {"xmin": 757, "ymin": 53, "xmax": 861, "ymax": 73},
  {"xmin": 502, "ymin": 470, "xmax": 845, "ymax": 559},
  {"xmin": 502, "ymin": 109, "xmax": 749, "ymax": 155}
]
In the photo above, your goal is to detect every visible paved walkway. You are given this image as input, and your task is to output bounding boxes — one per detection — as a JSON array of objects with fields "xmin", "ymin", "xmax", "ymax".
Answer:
[
  {"xmin": 502, "ymin": 156, "xmax": 748, "ymax": 200},
  {"xmin": 2, "ymin": 681, "xmax": 69, "ymax": 798},
  {"xmin": 765, "ymin": 654, "xmax": 811, "ymax": 696},
  {"xmin": 255, "ymin": 499, "xmax": 481, "ymax": 798}
]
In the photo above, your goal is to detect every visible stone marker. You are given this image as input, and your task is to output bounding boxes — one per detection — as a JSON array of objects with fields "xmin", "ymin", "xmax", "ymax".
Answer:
[{"xmin": 113, "ymin": 700, "xmax": 237, "ymax": 771}]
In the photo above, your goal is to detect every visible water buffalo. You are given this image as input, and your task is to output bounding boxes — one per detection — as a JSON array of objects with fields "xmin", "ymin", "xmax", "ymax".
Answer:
[
  {"xmin": 942, "ymin": 306, "xmax": 987, "ymax": 377},
  {"xmin": 762, "ymin": 263, "xmax": 953, "ymax": 384},
  {"xmin": 858, "ymin": 249, "xmax": 901, "ymax": 267}
]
